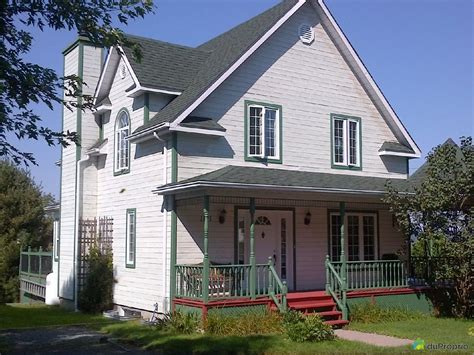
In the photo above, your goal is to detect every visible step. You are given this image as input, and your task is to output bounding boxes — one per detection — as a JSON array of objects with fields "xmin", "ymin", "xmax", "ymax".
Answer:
[
  {"xmin": 286, "ymin": 291, "xmax": 329, "ymax": 300},
  {"xmin": 324, "ymin": 319, "xmax": 349, "ymax": 328},
  {"xmin": 288, "ymin": 300, "xmax": 336, "ymax": 311},
  {"xmin": 287, "ymin": 297, "xmax": 333, "ymax": 307}
]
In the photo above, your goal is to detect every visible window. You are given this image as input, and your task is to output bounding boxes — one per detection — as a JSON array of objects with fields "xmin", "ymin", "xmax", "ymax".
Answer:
[
  {"xmin": 331, "ymin": 114, "xmax": 361, "ymax": 169},
  {"xmin": 255, "ymin": 216, "xmax": 271, "ymax": 225},
  {"xmin": 329, "ymin": 212, "xmax": 377, "ymax": 261},
  {"xmin": 53, "ymin": 220, "xmax": 60, "ymax": 261},
  {"xmin": 280, "ymin": 218, "xmax": 287, "ymax": 279},
  {"xmin": 245, "ymin": 101, "xmax": 282, "ymax": 163},
  {"xmin": 126, "ymin": 209, "xmax": 136, "ymax": 268},
  {"xmin": 115, "ymin": 109, "xmax": 130, "ymax": 174}
]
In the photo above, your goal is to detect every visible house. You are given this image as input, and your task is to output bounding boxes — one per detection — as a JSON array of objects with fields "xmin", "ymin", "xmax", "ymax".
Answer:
[{"xmin": 55, "ymin": 0, "xmax": 433, "ymax": 324}]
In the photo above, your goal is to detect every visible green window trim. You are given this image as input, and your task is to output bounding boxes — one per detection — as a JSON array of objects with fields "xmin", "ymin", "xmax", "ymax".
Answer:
[
  {"xmin": 113, "ymin": 108, "xmax": 131, "ymax": 176},
  {"xmin": 330, "ymin": 113, "xmax": 362, "ymax": 171},
  {"xmin": 125, "ymin": 208, "xmax": 137, "ymax": 268},
  {"xmin": 244, "ymin": 100, "xmax": 283, "ymax": 164}
]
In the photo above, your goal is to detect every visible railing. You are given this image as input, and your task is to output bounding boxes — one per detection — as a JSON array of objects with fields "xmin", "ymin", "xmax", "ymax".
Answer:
[
  {"xmin": 19, "ymin": 247, "xmax": 53, "ymax": 299},
  {"xmin": 176, "ymin": 258, "xmax": 288, "ymax": 311},
  {"xmin": 342, "ymin": 260, "xmax": 408, "ymax": 290},
  {"xmin": 325, "ymin": 256, "xmax": 347, "ymax": 319}
]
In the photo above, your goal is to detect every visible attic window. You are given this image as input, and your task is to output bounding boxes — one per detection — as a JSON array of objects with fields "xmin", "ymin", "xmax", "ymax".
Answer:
[
  {"xmin": 120, "ymin": 64, "xmax": 127, "ymax": 79},
  {"xmin": 299, "ymin": 23, "xmax": 314, "ymax": 44}
]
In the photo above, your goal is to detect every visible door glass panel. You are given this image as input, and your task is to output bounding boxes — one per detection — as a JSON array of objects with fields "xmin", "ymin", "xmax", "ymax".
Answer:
[
  {"xmin": 238, "ymin": 218, "xmax": 245, "ymax": 264},
  {"xmin": 280, "ymin": 218, "xmax": 287, "ymax": 280},
  {"xmin": 330, "ymin": 215, "xmax": 342, "ymax": 261},
  {"xmin": 363, "ymin": 216, "xmax": 375, "ymax": 260},
  {"xmin": 348, "ymin": 215, "xmax": 360, "ymax": 261}
]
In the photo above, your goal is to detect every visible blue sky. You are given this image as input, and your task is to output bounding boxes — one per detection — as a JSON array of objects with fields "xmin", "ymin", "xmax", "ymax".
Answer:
[{"xmin": 16, "ymin": 0, "xmax": 473, "ymax": 198}]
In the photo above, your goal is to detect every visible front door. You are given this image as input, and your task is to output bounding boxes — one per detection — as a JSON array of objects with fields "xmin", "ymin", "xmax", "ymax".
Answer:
[{"xmin": 236, "ymin": 209, "xmax": 294, "ymax": 290}]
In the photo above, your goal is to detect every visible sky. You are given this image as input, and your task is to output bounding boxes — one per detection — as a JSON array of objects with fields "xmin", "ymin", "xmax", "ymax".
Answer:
[{"xmin": 14, "ymin": 0, "xmax": 474, "ymax": 198}]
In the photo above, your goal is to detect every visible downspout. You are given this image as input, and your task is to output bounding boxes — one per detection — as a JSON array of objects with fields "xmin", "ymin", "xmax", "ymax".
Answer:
[
  {"xmin": 153, "ymin": 131, "xmax": 169, "ymax": 312},
  {"xmin": 74, "ymin": 156, "xmax": 91, "ymax": 311}
]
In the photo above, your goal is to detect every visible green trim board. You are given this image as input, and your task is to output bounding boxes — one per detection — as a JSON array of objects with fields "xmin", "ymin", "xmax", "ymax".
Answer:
[
  {"xmin": 169, "ymin": 132, "xmax": 178, "ymax": 303},
  {"xmin": 143, "ymin": 93, "xmax": 150, "ymax": 123},
  {"xmin": 244, "ymin": 100, "xmax": 283, "ymax": 164},
  {"xmin": 125, "ymin": 208, "xmax": 137, "ymax": 268},
  {"xmin": 113, "ymin": 107, "xmax": 131, "ymax": 176},
  {"xmin": 330, "ymin": 113, "xmax": 362, "ymax": 171},
  {"xmin": 347, "ymin": 293, "xmax": 433, "ymax": 315}
]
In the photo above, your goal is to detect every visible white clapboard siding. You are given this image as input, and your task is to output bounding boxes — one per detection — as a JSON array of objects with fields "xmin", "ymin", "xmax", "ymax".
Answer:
[
  {"xmin": 179, "ymin": 3, "xmax": 407, "ymax": 181},
  {"xmin": 95, "ymin": 57, "xmax": 170, "ymax": 312}
]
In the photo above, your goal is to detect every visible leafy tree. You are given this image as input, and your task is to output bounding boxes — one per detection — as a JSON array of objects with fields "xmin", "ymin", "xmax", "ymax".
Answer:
[
  {"xmin": 0, "ymin": 160, "xmax": 54, "ymax": 303},
  {"xmin": 385, "ymin": 137, "xmax": 473, "ymax": 318},
  {"xmin": 0, "ymin": 0, "xmax": 154, "ymax": 165}
]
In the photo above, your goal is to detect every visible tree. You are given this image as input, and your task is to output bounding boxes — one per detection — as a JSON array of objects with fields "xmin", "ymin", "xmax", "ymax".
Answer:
[
  {"xmin": 385, "ymin": 137, "xmax": 473, "ymax": 318},
  {"xmin": 0, "ymin": 0, "xmax": 154, "ymax": 166},
  {"xmin": 0, "ymin": 160, "xmax": 54, "ymax": 303}
]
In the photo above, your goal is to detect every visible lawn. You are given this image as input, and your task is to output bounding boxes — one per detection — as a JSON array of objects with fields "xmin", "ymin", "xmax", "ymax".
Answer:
[
  {"xmin": 98, "ymin": 321, "xmax": 392, "ymax": 354},
  {"xmin": 349, "ymin": 317, "xmax": 474, "ymax": 350},
  {"xmin": 0, "ymin": 303, "xmax": 113, "ymax": 330}
]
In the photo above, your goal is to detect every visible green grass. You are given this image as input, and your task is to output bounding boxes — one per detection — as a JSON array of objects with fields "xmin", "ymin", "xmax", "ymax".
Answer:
[
  {"xmin": 0, "ymin": 304, "xmax": 112, "ymax": 330},
  {"xmin": 350, "ymin": 317, "xmax": 474, "ymax": 349},
  {"xmin": 99, "ymin": 321, "xmax": 398, "ymax": 354}
]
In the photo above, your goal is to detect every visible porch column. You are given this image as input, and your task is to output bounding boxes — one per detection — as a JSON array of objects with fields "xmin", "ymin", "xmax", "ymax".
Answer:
[
  {"xmin": 249, "ymin": 197, "xmax": 256, "ymax": 299},
  {"xmin": 202, "ymin": 195, "xmax": 210, "ymax": 303},
  {"xmin": 339, "ymin": 201, "xmax": 348, "ymax": 320}
]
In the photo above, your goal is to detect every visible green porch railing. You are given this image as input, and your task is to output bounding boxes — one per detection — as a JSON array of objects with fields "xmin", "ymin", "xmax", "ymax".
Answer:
[
  {"xmin": 325, "ymin": 255, "xmax": 347, "ymax": 319},
  {"xmin": 330, "ymin": 259, "xmax": 408, "ymax": 290},
  {"xmin": 19, "ymin": 247, "xmax": 53, "ymax": 299},
  {"xmin": 175, "ymin": 258, "xmax": 288, "ymax": 311}
]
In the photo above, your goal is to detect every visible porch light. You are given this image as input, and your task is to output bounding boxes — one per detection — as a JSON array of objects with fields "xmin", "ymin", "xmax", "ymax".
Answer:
[
  {"xmin": 304, "ymin": 211, "xmax": 311, "ymax": 225},
  {"xmin": 219, "ymin": 209, "xmax": 227, "ymax": 224}
]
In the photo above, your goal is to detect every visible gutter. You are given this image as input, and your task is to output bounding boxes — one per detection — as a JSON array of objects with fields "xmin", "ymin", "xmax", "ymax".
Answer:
[
  {"xmin": 153, "ymin": 181, "xmax": 413, "ymax": 196},
  {"xmin": 127, "ymin": 123, "xmax": 169, "ymax": 143}
]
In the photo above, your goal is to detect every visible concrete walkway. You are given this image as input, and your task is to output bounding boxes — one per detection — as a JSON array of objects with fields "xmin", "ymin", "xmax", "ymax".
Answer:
[{"xmin": 335, "ymin": 329, "xmax": 413, "ymax": 347}]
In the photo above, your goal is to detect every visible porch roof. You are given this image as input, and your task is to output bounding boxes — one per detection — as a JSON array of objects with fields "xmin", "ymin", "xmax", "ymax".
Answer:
[{"xmin": 154, "ymin": 166, "xmax": 411, "ymax": 196}]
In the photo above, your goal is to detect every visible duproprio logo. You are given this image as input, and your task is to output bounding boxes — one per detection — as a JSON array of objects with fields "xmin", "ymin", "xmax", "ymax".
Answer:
[{"xmin": 412, "ymin": 338, "xmax": 425, "ymax": 350}]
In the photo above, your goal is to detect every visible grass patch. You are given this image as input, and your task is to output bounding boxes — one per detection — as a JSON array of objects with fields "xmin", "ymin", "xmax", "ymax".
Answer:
[
  {"xmin": 204, "ymin": 310, "xmax": 283, "ymax": 336},
  {"xmin": 350, "ymin": 317, "xmax": 474, "ymax": 349},
  {"xmin": 0, "ymin": 304, "xmax": 112, "ymax": 330},
  {"xmin": 349, "ymin": 302, "xmax": 427, "ymax": 323},
  {"xmin": 99, "ymin": 321, "xmax": 396, "ymax": 354}
]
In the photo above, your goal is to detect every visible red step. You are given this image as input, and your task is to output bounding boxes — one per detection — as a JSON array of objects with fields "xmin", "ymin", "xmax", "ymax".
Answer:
[
  {"xmin": 313, "ymin": 310, "xmax": 342, "ymax": 319},
  {"xmin": 288, "ymin": 300, "xmax": 336, "ymax": 311}
]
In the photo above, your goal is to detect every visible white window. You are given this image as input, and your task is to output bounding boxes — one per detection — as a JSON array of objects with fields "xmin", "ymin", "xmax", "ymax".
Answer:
[
  {"xmin": 115, "ymin": 110, "xmax": 130, "ymax": 173},
  {"xmin": 246, "ymin": 102, "xmax": 281, "ymax": 161},
  {"xmin": 329, "ymin": 212, "xmax": 377, "ymax": 261},
  {"xmin": 53, "ymin": 220, "xmax": 60, "ymax": 261},
  {"xmin": 332, "ymin": 115, "xmax": 361, "ymax": 168},
  {"xmin": 126, "ymin": 209, "xmax": 136, "ymax": 268}
]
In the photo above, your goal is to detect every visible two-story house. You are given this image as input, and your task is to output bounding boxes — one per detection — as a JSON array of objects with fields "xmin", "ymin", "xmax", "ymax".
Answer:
[{"xmin": 55, "ymin": 0, "xmax": 431, "ymax": 325}]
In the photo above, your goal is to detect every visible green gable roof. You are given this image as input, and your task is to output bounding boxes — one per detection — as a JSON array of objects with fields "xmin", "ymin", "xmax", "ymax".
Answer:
[{"xmin": 132, "ymin": 0, "xmax": 299, "ymax": 134}]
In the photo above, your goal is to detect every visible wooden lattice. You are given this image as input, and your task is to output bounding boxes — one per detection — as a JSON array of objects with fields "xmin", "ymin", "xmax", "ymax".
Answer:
[{"xmin": 78, "ymin": 216, "xmax": 113, "ymax": 291}]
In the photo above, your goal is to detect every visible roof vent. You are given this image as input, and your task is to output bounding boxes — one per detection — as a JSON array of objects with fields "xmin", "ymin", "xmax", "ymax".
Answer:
[
  {"xmin": 299, "ymin": 23, "xmax": 314, "ymax": 44},
  {"xmin": 119, "ymin": 64, "xmax": 127, "ymax": 79}
]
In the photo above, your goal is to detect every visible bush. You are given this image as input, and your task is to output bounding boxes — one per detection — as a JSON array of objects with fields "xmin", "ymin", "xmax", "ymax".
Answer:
[
  {"xmin": 350, "ymin": 302, "xmax": 427, "ymax": 323},
  {"xmin": 204, "ymin": 310, "xmax": 283, "ymax": 336},
  {"xmin": 155, "ymin": 311, "xmax": 200, "ymax": 334},
  {"xmin": 78, "ymin": 246, "xmax": 114, "ymax": 313},
  {"xmin": 282, "ymin": 312, "xmax": 334, "ymax": 343}
]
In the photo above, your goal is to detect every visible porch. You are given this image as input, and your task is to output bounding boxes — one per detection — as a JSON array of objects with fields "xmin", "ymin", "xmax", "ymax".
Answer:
[
  {"xmin": 19, "ymin": 247, "xmax": 53, "ymax": 302},
  {"xmin": 156, "ymin": 166, "xmax": 421, "ymax": 322}
]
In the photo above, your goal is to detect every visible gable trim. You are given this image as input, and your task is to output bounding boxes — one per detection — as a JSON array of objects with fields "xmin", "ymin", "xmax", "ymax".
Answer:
[
  {"xmin": 170, "ymin": 0, "xmax": 306, "ymax": 129},
  {"xmin": 313, "ymin": 0, "xmax": 421, "ymax": 157}
]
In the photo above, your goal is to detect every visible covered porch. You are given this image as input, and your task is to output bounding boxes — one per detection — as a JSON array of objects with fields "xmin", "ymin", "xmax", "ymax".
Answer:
[{"xmin": 157, "ymin": 166, "xmax": 422, "ymax": 320}]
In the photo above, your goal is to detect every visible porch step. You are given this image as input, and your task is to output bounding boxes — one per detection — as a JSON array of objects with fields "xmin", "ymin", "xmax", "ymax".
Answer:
[
  {"xmin": 312, "ymin": 310, "xmax": 342, "ymax": 319},
  {"xmin": 288, "ymin": 300, "xmax": 336, "ymax": 311}
]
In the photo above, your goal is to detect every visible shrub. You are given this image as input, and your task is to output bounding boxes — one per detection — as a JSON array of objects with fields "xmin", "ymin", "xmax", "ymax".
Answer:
[
  {"xmin": 204, "ymin": 310, "xmax": 283, "ymax": 336},
  {"xmin": 78, "ymin": 246, "xmax": 114, "ymax": 313},
  {"xmin": 350, "ymin": 302, "xmax": 427, "ymax": 323},
  {"xmin": 283, "ymin": 312, "xmax": 334, "ymax": 343},
  {"xmin": 155, "ymin": 311, "xmax": 199, "ymax": 334}
]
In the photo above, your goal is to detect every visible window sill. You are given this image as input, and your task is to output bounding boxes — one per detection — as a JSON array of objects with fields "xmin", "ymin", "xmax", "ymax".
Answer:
[
  {"xmin": 125, "ymin": 263, "xmax": 136, "ymax": 269},
  {"xmin": 331, "ymin": 164, "xmax": 362, "ymax": 171},
  {"xmin": 245, "ymin": 156, "xmax": 282, "ymax": 164},
  {"xmin": 114, "ymin": 168, "xmax": 130, "ymax": 176}
]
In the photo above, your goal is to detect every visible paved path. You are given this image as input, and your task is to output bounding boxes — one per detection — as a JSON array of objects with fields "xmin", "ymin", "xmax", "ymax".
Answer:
[
  {"xmin": 335, "ymin": 329, "xmax": 413, "ymax": 347},
  {"xmin": 0, "ymin": 326, "xmax": 152, "ymax": 354}
]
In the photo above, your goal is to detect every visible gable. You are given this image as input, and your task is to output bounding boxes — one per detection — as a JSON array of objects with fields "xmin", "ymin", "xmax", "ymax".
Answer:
[{"xmin": 179, "ymin": 2, "xmax": 408, "ymax": 179}]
